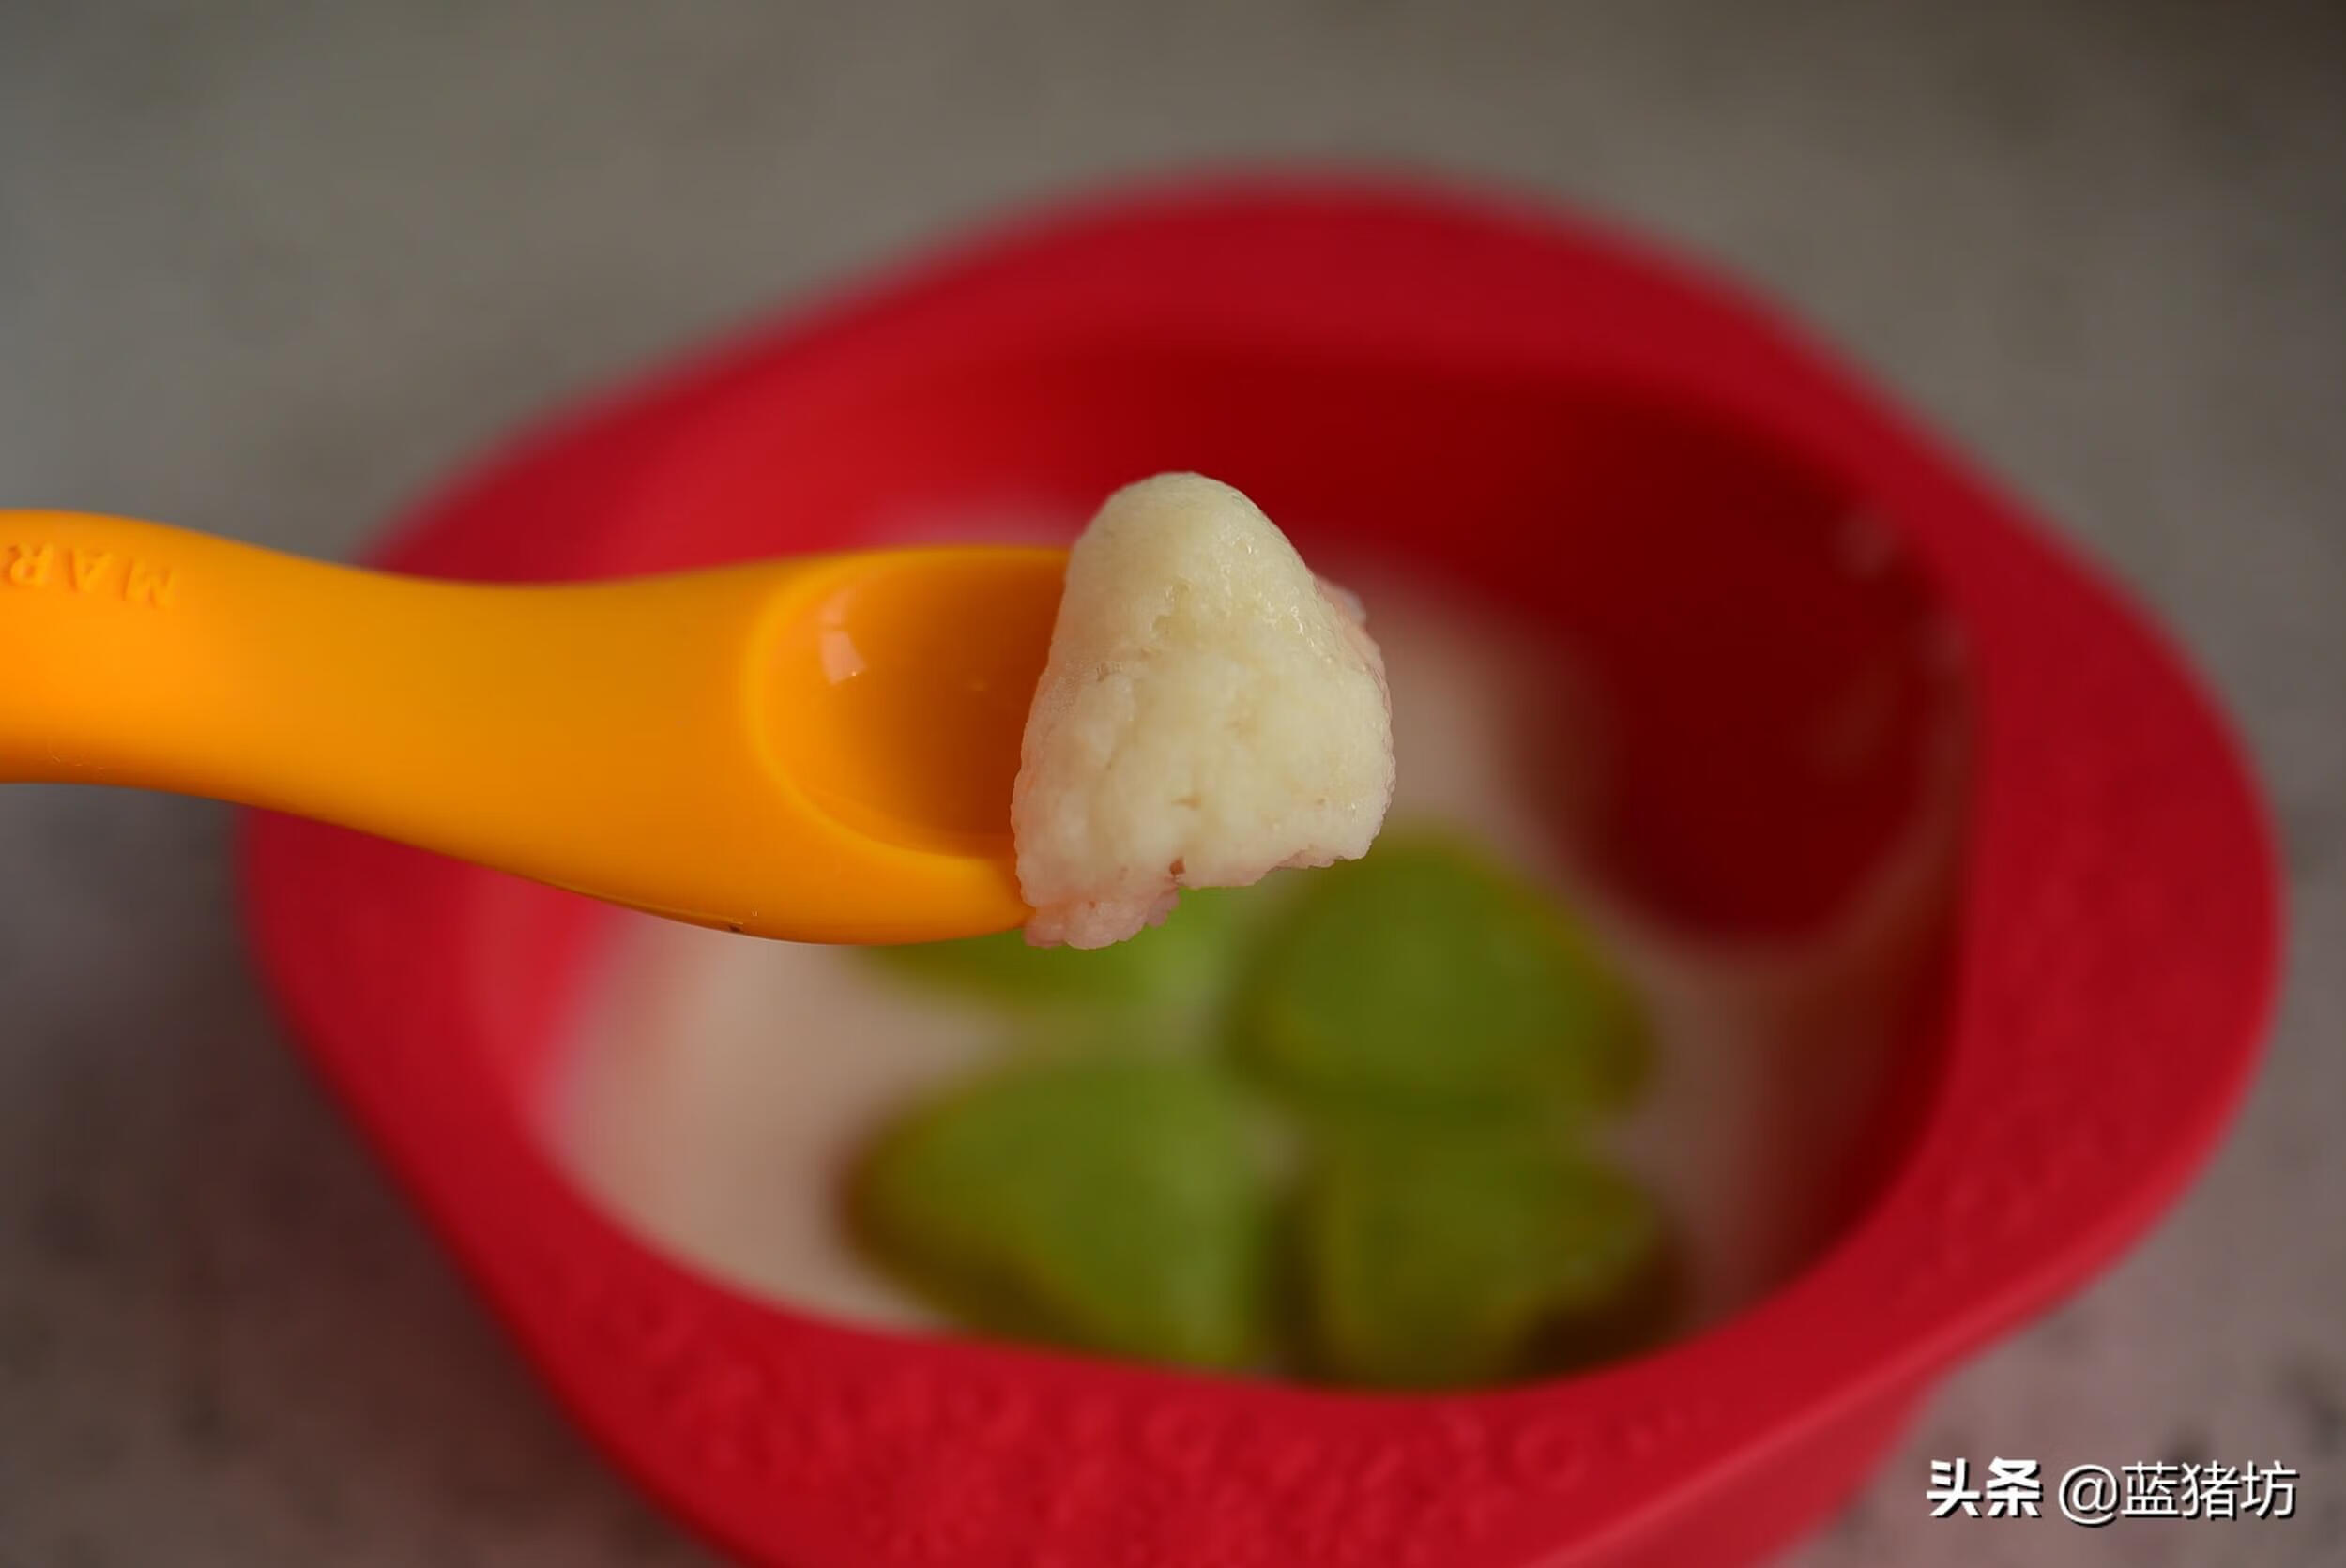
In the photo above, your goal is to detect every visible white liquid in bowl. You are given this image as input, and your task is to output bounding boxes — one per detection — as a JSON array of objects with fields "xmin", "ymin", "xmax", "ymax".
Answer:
[{"xmin": 548, "ymin": 573, "xmax": 1963, "ymax": 1343}]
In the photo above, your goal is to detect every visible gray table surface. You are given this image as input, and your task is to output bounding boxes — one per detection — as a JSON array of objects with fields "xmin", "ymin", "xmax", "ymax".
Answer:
[{"xmin": 3, "ymin": 3, "xmax": 2340, "ymax": 1564}]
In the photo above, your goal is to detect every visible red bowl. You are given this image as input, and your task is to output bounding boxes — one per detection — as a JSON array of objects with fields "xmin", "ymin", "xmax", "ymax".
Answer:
[{"xmin": 239, "ymin": 176, "xmax": 2278, "ymax": 1568}]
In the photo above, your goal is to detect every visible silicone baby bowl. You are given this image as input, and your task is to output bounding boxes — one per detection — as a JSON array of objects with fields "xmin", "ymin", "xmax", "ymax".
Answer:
[{"xmin": 239, "ymin": 177, "xmax": 2278, "ymax": 1568}]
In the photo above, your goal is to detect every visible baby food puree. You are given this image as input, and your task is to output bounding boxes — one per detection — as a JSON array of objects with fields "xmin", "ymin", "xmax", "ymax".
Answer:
[{"xmin": 1014, "ymin": 473, "xmax": 1395, "ymax": 948}]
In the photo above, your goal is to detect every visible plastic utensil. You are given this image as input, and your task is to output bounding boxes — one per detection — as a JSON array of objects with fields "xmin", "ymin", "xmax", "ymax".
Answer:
[
  {"xmin": 0, "ymin": 510, "xmax": 1063, "ymax": 942},
  {"xmin": 239, "ymin": 177, "xmax": 2280, "ymax": 1568}
]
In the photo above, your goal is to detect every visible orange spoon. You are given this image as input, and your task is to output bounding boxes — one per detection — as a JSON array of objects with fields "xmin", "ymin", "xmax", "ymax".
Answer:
[{"xmin": 0, "ymin": 510, "xmax": 1064, "ymax": 943}]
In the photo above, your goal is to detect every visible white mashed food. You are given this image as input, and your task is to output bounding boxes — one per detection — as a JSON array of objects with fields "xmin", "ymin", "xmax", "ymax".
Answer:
[{"xmin": 1012, "ymin": 473, "xmax": 1396, "ymax": 949}]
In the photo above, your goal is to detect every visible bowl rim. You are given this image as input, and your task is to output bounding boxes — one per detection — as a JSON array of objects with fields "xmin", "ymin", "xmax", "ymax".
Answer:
[{"xmin": 239, "ymin": 171, "xmax": 2281, "ymax": 1568}]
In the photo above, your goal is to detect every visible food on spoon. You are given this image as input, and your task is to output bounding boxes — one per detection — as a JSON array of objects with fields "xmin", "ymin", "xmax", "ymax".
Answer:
[
  {"xmin": 1235, "ymin": 831, "xmax": 1650, "ymax": 1123},
  {"xmin": 850, "ymin": 1048, "xmax": 1273, "ymax": 1370},
  {"xmin": 1013, "ymin": 473, "xmax": 1395, "ymax": 949}
]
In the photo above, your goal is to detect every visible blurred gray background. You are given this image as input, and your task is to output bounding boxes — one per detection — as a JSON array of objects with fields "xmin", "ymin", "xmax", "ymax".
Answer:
[{"xmin": 2, "ymin": 2, "xmax": 2340, "ymax": 1564}]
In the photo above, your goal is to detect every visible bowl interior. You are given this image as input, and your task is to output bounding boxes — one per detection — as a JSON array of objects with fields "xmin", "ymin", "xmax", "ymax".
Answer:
[{"xmin": 522, "ymin": 350, "xmax": 1975, "ymax": 1365}]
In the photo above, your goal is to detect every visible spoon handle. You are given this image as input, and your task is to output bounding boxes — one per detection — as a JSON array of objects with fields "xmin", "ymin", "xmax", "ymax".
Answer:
[{"xmin": 1, "ymin": 507, "xmax": 782, "ymax": 888}]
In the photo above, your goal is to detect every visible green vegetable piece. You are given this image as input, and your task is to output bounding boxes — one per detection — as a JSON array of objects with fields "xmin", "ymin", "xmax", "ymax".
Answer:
[
  {"xmin": 1298, "ymin": 1126, "xmax": 1673, "ymax": 1389},
  {"xmin": 851, "ymin": 1050, "xmax": 1271, "ymax": 1371},
  {"xmin": 866, "ymin": 888, "xmax": 1247, "ymax": 1012},
  {"xmin": 1236, "ymin": 832, "xmax": 1649, "ymax": 1122}
]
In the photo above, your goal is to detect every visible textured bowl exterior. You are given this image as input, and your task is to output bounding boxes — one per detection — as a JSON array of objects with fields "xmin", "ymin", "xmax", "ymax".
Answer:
[{"xmin": 240, "ymin": 177, "xmax": 2278, "ymax": 1568}]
